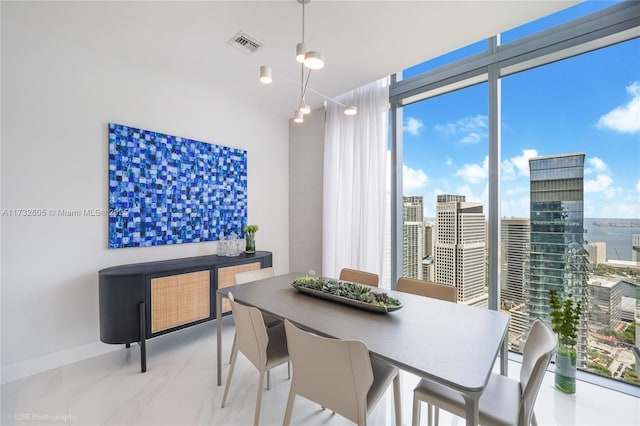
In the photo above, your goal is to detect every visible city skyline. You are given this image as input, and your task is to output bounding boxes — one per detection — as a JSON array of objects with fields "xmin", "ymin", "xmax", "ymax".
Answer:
[
  {"xmin": 399, "ymin": 2, "xmax": 640, "ymax": 220},
  {"xmin": 397, "ymin": 0, "xmax": 638, "ymax": 388}
]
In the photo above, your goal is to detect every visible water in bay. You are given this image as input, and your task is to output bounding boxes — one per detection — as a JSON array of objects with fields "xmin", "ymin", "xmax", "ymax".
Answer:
[{"xmin": 583, "ymin": 218, "xmax": 640, "ymax": 261}]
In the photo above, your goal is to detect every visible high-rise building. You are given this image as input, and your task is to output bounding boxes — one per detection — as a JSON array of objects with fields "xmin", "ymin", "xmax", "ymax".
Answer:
[
  {"xmin": 527, "ymin": 153, "xmax": 588, "ymax": 368},
  {"xmin": 422, "ymin": 221, "xmax": 436, "ymax": 281},
  {"xmin": 632, "ymin": 234, "xmax": 640, "ymax": 263},
  {"xmin": 588, "ymin": 242, "xmax": 607, "ymax": 264},
  {"xmin": 501, "ymin": 218, "xmax": 530, "ymax": 350},
  {"xmin": 403, "ymin": 196, "xmax": 424, "ymax": 279},
  {"xmin": 588, "ymin": 277, "xmax": 623, "ymax": 330},
  {"xmin": 403, "ymin": 195, "xmax": 424, "ymax": 222},
  {"xmin": 435, "ymin": 194, "xmax": 485, "ymax": 304},
  {"xmin": 424, "ymin": 221, "xmax": 435, "ymax": 257},
  {"xmin": 403, "ymin": 222, "xmax": 424, "ymax": 279}
]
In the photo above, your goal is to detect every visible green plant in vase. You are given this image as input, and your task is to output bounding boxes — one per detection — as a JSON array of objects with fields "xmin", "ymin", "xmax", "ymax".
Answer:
[
  {"xmin": 243, "ymin": 224, "xmax": 258, "ymax": 254},
  {"xmin": 549, "ymin": 288, "xmax": 582, "ymax": 393}
]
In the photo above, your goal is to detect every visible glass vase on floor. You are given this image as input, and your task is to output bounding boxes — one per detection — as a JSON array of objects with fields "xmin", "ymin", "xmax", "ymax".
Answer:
[{"xmin": 245, "ymin": 234, "xmax": 256, "ymax": 254}]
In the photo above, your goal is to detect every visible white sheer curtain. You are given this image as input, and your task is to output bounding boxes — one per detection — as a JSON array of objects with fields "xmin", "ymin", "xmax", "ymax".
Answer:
[{"xmin": 322, "ymin": 77, "xmax": 389, "ymax": 284}]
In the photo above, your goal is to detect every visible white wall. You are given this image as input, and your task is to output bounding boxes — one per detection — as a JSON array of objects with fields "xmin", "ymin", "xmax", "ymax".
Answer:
[{"xmin": 1, "ymin": 6, "xmax": 289, "ymax": 383}]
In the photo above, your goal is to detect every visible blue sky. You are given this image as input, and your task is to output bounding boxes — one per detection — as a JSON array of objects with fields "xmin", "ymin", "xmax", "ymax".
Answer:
[{"xmin": 400, "ymin": 1, "xmax": 640, "ymax": 219}]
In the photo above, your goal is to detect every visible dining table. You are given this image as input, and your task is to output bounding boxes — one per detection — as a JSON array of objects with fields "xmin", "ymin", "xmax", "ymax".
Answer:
[{"xmin": 216, "ymin": 272, "xmax": 509, "ymax": 426}]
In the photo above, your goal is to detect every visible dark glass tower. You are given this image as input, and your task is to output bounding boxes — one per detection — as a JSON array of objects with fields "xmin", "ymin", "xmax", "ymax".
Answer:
[{"xmin": 528, "ymin": 153, "xmax": 588, "ymax": 367}]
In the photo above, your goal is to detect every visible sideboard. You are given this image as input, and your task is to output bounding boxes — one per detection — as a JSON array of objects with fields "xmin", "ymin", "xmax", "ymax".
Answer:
[{"xmin": 98, "ymin": 251, "xmax": 272, "ymax": 372}]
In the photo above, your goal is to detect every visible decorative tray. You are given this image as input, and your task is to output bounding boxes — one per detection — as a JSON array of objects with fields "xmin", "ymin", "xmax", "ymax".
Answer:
[{"xmin": 291, "ymin": 276, "xmax": 402, "ymax": 313}]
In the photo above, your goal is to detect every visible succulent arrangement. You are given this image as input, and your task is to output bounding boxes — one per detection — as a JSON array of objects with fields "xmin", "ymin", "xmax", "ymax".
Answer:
[{"xmin": 292, "ymin": 275, "xmax": 401, "ymax": 311}]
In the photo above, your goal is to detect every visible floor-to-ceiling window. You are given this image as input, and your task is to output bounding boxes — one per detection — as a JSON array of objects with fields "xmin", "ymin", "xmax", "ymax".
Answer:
[
  {"xmin": 502, "ymin": 37, "xmax": 640, "ymax": 381},
  {"xmin": 390, "ymin": 1, "xmax": 639, "ymax": 390},
  {"xmin": 401, "ymin": 83, "xmax": 489, "ymax": 307}
]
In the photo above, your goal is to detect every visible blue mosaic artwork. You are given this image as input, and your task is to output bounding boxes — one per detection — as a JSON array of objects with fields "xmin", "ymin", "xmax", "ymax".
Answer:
[{"xmin": 108, "ymin": 123, "xmax": 247, "ymax": 248}]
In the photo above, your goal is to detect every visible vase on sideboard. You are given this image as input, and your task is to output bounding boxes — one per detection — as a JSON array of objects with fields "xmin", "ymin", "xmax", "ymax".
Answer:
[{"xmin": 245, "ymin": 233, "xmax": 256, "ymax": 254}]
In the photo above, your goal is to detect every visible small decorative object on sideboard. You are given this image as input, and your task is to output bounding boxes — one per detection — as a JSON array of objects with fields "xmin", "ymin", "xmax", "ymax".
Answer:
[
  {"xmin": 244, "ymin": 224, "xmax": 259, "ymax": 254},
  {"xmin": 226, "ymin": 232, "xmax": 241, "ymax": 256},
  {"xmin": 217, "ymin": 233, "xmax": 227, "ymax": 256},
  {"xmin": 291, "ymin": 276, "xmax": 402, "ymax": 313},
  {"xmin": 549, "ymin": 288, "xmax": 582, "ymax": 394}
]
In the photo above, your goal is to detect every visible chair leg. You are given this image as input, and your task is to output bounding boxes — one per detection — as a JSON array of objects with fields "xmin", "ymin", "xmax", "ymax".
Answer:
[
  {"xmin": 254, "ymin": 371, "xmax": 265, "ymax": 426},
  {"xmin": 283, "ymin": 388, "xmax": 296, "ymax": 426},
  {"xmin": 221, "ymin": 346, "xmax": 238, "ymax": 408},
  {"xmin": 531, "ymin": 411, "xmax": 538, "ymax": 426},
  {"xmin": 288, "ymin": 361, "xmax": 291, "ymax": 379},
  {"xmin": 433, "ymin": 406, "xmax": 439, "ymax": 426},
  {"xmin": 228, "ymin": 332, "xmax": 237, "ymax": 364},
  {"xmin": 393, "ymin": 374, "xmax": 402, "ymax": 426},
  {"xmin": 267, "ymin": 369, "xmax": 271, "ymax": 390},
  {"xmin": 412, "ymin": 394, "xmax": 420, "ymax": 426}
]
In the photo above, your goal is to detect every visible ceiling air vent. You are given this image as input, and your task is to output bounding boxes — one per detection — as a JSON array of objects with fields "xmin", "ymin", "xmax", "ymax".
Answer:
[{"xmin": 228, "ymin": 31, "xmax": 263, "ymax": 54}]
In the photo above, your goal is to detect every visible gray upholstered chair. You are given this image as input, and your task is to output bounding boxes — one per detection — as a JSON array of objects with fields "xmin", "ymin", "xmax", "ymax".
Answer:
[
  {"xmin": 412, "ymin": 319, "xmax": 557, "ymax": 426},
  {"xmin": 396, "ymin": 277, "xmax": 457, "ymax": 302},
  {"xmin": 221, "ymin": 292, "xmax": 290, "ymax": 426},
  {"xmin": 339, "ymin": 267, "xmax": 380, "ymax": 287},
  {"xmin": 282, "ymin": 319, "xmax": 401, "ymax": 426},
  {"xmin": 229, "ymin": 267, "xmax": 280, "ymax": 363},
  {"xmin": 396, "ymin": 277, "xmax": 457, "ymax": 426}
]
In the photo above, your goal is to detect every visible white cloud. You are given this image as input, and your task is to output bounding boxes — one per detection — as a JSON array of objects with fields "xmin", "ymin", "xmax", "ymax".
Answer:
[
  {"xmin": 403, "ymin": 164, "xmax": 429, "ymax": 191},
  {"xmin": 502, "ymin": 149, "xmax": 539, "ymax": 180},
  {"xmin": 403, "ymin": 117, "xmax": 424, "ymax": 136},
  {"xmin": 583, "ymin": 157, "xmax": 622, "ymax": 199},
  {"xmin": 434, "ymin": 122, "xmax": 456, "ymax": 135},
  {"xmin": 457, "ymin": 115, "xmax": 488, "ymax": 133},
  {"xmin": 455, "ymin": 156, "xmax": 488, "ymax": 184},
  {"xmin": 584, "ymin": 174, "xmax": 613, "ymax": 192},
  {"xmin": 637, "ymin": 179, "xmax": 640, "ymax": 192},
  {"xmin": 597, "ymin": 81, "xmax": 640, "ymax": 134},
  {"xmin": 511, "ymin": 149, "xmax": 538, "ymax": 176},
  {"xmin": 451, "ymin": 184, "xmax": 487, "ymax": 207},
  {"xmin": 586, "ymin": 157, "xmax": 609, "ymax": 174},
  {"xmin": 460, "ymin": 133, "xmax": 481, "ymax": 144},
  {"xmin": 435, "ymin": 114, "xmax": 488, "ymax": 144},
  {"xmin": 445, "ymin": 156, "xmax": 453, "ymax": 167},
  {"xmin": 455, "ymin": 185, "xmax": 479, "ymax": 202},
  {"xmin": 505, "ymin": 185, "xmax": 528, "ymax": 196},
  {"xmin": 584, "ymin": 174, "xmax": 621, "ymax": 199},
  {"xmin": 502, "ymin": 195, "xmax": 530, "ymax": 219}
]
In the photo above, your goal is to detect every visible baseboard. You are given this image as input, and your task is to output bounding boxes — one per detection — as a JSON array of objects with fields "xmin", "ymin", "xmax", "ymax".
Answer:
[{"xmin": 1, "ymin": 341, "xmax": 121, "ymax": 385}]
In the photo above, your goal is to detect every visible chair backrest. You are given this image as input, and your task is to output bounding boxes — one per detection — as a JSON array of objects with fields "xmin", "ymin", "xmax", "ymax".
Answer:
[
  {"xmin": 228, "ymin": 292, "xmax": 269, "ymax": 370},
  {"xmin": 339, "ymin": 268, "xmax": 379, "ymax": 287},
  {"xmin": 284, "ymin": 320, "xmax": 373, "ymax": 425},
  {"xmin": 396, "ymin": 277, "xmax": 457, "ymax": 302},
  {"xmin": 235, "ymin": 267, "xmax": 276, "ymax": 285},
  {"xmin": 519, "ymin": 319, "xmax": 558, "ymax": 425}
]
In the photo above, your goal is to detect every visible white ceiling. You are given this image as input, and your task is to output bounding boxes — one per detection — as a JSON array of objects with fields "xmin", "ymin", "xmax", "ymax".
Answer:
[{"xmin": 11, "ymin": 0, "xmax": 579, "ymax": 119}]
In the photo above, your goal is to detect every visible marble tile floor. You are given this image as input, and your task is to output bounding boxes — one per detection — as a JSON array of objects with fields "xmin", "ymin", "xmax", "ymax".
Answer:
[{"xmin": 2, "ymin": 316, "xmax": 639, "ymax": 426}]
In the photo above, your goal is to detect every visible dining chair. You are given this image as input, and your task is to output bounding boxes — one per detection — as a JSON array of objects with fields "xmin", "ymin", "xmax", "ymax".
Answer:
[
  {"xmin": 282, "ymin": 319, "xmax": 402, "ymax": 426},
  {"xmin": 229, "ymin": 267, "xmax": 280, "ymax": 363},
  {"xmin": 221, "ymin": 292, "xmax": 290, "ymax": 426},
  {"xmin": 411, "ymin": 318, "xmax": 557, "ymax": 426},
  {"xmin": 396, "ymin": 277, "xmax": 457, "ymax": 302},
  {"xmin": 339, "ymin": 267, "xmax": 380, "ymax": 287},
  {"xmin": 395, "ymin": 277, "xmax": 456, "ymax": 426}
]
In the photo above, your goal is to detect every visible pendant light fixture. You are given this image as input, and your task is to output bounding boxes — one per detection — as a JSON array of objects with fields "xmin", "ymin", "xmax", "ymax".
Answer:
[{"xmin": 259, "ymin": 0, "xmax": 356, "ymax": 123}]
